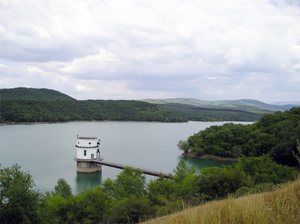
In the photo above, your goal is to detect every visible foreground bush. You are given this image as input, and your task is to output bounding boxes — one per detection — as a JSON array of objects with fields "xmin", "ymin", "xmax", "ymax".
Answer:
[
  {"xmin": 0, "ymin": 165, "xmax": 42, "ymax": 224},
  {"xmin": 1, "ymin": 158, "xmax": 298, "ymax": 223}
]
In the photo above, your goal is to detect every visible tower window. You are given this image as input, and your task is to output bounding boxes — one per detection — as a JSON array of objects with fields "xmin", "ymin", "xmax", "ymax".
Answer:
[
  {"xmin": 89, "ymin": 142, "xmax": 91, "ymax": 145},
  {"xmin": 84, "ymin": 150, "xmax": 87, "ymax": 156}
]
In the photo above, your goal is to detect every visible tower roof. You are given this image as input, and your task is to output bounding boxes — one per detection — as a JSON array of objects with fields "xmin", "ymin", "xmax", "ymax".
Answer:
[{"xmin": 77, "ymin": 136, "xmax": 98, "ymax": 140}]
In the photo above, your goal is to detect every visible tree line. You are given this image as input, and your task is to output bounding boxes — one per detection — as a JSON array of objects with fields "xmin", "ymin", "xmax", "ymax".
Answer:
[
  {"xmin": 0, "ymin": 157, "xmax": 298, "ymax": 223},
  {"xmin": 0, "ymin": 99, "xmax": 187, "ymax": 123},
  {"xmin": 158, "ymin": 103, "xmax": 263, "ymax": 121}
]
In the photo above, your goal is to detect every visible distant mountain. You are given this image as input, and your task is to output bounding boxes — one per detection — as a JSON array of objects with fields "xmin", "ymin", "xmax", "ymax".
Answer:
[
  {"xmin": 273, "ymin": 101, "xmax": 300, "ymax": 106},
  {"xmin": 143, "ymin": 98, "xmax": 294, "ymax": 113},
  {"xmin": 229, "ymin": 99, "xmax": 295, "ymax": 111}
]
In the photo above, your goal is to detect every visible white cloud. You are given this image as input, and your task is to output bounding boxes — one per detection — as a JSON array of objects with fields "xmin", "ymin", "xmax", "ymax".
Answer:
[
  {"xmin": 0, "ymin": 0, "xmax": 299, "ymax": 102},
  {"xmin": 75, "ymin": 84, "xmax": 91, "ymax": 93},
  {"xmin": 60, "ymin": 49, "xmax": 119, "ymax": 76}
]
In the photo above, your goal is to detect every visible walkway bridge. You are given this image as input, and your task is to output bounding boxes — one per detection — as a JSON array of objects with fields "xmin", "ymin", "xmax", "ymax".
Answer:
[{"xmin": 75, "ymin": 158, "xmax": 171, "ymax": 178}]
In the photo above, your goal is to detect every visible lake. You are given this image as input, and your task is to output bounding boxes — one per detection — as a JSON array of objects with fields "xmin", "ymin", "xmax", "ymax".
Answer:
[{"xmin": 0, "ymin": 121, "xmax": 248, "ymax": 193}]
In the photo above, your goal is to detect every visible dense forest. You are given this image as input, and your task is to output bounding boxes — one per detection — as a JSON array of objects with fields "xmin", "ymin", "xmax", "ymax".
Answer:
[
  {"xmin": 0, "ymin": 87, "xmax": 266, "ymax": 123},
  {"xmin": 0, "ymin": 88, "xmax": 185, "ymax": 123},
  {"xmin": 179, "ymin": 107, "xmax": 300, "ymax": 166},
  {"xmin": 158, "ymin": 103, "xmax": 262, "ymax": 121},
  {"xmin": 0, "ymin": 157, "xmax": 298, "ymax": 223}
]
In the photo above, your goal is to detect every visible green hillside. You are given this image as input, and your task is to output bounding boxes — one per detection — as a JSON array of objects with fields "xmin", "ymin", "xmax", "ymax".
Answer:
[
  {"xmin": 158, "ymin": 103, "xmax": 262, "ymax": 121},
  {"xmin": 0, "ymin": 87, "xmax": 75, "ymax": 101},
  {"xmin": 0, "ymin": 88, "xmax": 270, "ymax": 123},
  {"xmin": 0, "ymin": 88, "xmax": 185, "ymax": 123},
  {"xmin": 0, "ymin": 99, "xmax": 185, "ymax": 123}
]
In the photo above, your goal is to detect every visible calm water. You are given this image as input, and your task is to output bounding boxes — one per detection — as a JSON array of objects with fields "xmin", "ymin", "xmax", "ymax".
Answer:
[{"xmin": 0, "ymin": 121, "xmax": 247, "ymax": 193}]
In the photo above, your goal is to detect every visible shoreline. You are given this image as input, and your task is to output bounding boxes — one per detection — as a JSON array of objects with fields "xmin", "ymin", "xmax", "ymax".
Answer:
[
  {"xmin": 0, "ymin": 120, "xmax": 253, "ymax": 127},
  {"xmin": 0, "ymin": 120, "xmax": 189, "ymax": 126},
  {"xmin": 0, "ymin": 120, "xmax": 190, "ymax": 127},
  {"xmin": 182, "ymin": 151, "xmax": 238, "ymax": 162}
]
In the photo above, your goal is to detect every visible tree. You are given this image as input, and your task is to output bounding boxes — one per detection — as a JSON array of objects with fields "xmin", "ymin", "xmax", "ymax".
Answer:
[
  {"xmin": 113, "ymin": 167, "xmax": 146, "ymax": 198},
  {"xmin": 238, "ymin": 156, "xmax": 297, "ymax": 184},
  {"xmin": 43, "ymin": 194, "xmax": 70, "ymax": 224},
  {"xmin": 148, "ymin": 177, "xmax": 176, "ymax": 204},
  {"xmin": 107, "ymin": 196, "xmax": 153, "ymax": 223},
  {"xmin": 173, "ymin": 160, "xmax": 194, "ymax": 183},
  {"xmin": 0, "ymin": 164, "xmax": 41, "ymax": 223},
  {"xmin": 196, "ymin": 166, "xmax": 250, "ymax": 199},
  {"xmin": 72, "ymin": 187, "xmax": 111, "ymax": 223},
  {"xmin": 53, "ymin": 178, "xmax": 72, "ymax": 198},
  {"xmin": 177, "ymin": 140, "xmax": 190, "ymax": 154},
  {"xmin": 294, "ymin": 139, "xmax": 300, "ymax": 164},
  {"xmin": 102, "ymin": 168, "xmax": 152, "ymax": 222},
  {"xmin": 173, "ymin": 161, "xmax": 199, "ymax": 202}
]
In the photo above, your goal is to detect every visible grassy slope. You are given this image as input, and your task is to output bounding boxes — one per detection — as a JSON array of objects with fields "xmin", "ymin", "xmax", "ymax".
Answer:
[{"xmin": 145, "ymin": 178, "xmax": 300, "ymax": 224}]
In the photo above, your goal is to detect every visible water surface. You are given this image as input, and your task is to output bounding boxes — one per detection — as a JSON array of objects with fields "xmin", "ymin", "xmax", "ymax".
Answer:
[{"xmin": 0, "ymin": 121, "xmax": 248, "ymax": 193}]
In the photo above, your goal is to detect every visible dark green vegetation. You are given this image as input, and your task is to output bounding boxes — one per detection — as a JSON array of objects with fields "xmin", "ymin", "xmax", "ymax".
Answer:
[
  {"xmin": 0, "ymin": 165, "xmax": 42, "ymax": 224},
  {"xmin": 158, "ymin": 103, "xmax": 262, "ymax": 121},
  {"xmin": 180, "ymin": 107, "xmax": 300, "ymax": 166},
  {"xmin": 0, "ymin": 88, "xmax": 75, "ymax": 101},
  {"xmin": 0, "ymin": 88, "xmax": 185, "ymax": 123},
  {"xmin": 1, "ymin": 157, "xmax": 298, "ymax": 224},
  {"xmin": 0, "ymin": 87, "xmax": 275, "ymax": 123}
]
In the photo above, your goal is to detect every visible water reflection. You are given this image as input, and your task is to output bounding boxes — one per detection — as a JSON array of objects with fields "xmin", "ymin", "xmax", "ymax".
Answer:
[
  {"xmin": 75, "ymin": 172, "xmax": 102, "ymax": 193},
  {"xmin": 180, "ymin": 156, "xmax": 234, "ymax": 173}
]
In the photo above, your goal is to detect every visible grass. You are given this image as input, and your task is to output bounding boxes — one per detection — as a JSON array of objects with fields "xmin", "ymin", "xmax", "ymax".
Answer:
[{"xmin": 144, "ymin": 178, "xmax": 300, "ymax": 224}]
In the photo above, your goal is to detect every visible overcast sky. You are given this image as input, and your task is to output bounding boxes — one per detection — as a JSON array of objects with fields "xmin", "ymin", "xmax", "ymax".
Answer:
[{"xmin": 1, "ymin": 0, "xmax": 300, "ymax": 102}]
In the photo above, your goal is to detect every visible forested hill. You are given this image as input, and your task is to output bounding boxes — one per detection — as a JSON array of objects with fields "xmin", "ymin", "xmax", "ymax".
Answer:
[
  {"xmin": 0, "ymin": 87, "xmax": 272, "ymax": 123},
  {"xmin": 0, "ymin": 88, "xmax": 185, "ymax": 123},
  {"xmin": 181, "ymin": 107, "xmax": 300, "ymax": 166},
  {"xmin": 0, "ymin": 87, "xmax": 75, "ymax": 101}
]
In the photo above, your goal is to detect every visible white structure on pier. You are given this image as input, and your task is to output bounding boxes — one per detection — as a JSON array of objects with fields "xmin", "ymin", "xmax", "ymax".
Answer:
[{"xmin": 75, "ymin": 136, "xmax": 102, "ymax": 172}]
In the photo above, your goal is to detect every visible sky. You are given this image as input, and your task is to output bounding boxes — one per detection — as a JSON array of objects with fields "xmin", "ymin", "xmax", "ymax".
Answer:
[{"xmin": 0, "ymin": 0, "xmax": 300, "ymax": 103}]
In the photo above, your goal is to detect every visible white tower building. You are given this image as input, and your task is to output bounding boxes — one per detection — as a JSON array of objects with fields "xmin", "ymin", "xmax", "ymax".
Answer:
[{"xmin": 75, "ymin": 136, "xmax": 102, "ymax": 172}]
